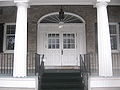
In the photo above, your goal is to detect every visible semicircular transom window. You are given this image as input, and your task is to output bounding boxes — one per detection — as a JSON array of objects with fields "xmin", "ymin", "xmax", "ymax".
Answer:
[{"xmin": 40, "ymin": 13, "xmax": 84, "ymax": 23}]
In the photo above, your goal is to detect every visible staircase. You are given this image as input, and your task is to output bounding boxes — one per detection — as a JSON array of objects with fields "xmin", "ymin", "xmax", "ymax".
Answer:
[{"xmin": 40, "ymin": 69, "xmax": 85, "ymax": 90}]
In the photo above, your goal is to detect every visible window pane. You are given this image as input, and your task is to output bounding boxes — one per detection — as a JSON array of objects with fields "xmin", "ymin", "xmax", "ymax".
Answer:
[
  {"xmin": 52, "ymin": 39, "xmax": 55, "ymax": 43},
  {"xmin": 63, "ymin": 33, "xmax": 75, "ymax": 49},
  {"xmin": 64, "ymin": 44, "xmax": 67, "ymax": 49},
  {"xmin": 56, "ymin": 39, "xmax": 59, "ymax": 43},
  {"xmin": 71, "ymin": 44, "xmax": 75, "ymax": 48},
  {"xmin": 71, "ymin": 39, "xmax": 75, "ymax": 43},
  {"xmin": 56, "ymin": 44, "xmax": 59, "ymax": 48},
  {"xmin": 6, "ymin": 36, "xmax": 15, "ymax": 50},
  {"xmin": 109, "ymin": 25, "xmax": 117, "ymax": 34},
  {"xmin": 48, "ymin": 39, "xmax": 51, "ymax": 43},
  {"xmin": 48, "ymin": 44, "xmax": 51, "ymax": 49},
  {"xmin": 111, "ymin": 36, "xmax": 117, "ymax": 50},
  {"xmin": 52, "ymin": 44, "xmax": 55, "ymax": 49},
  {"xmin": 48, "ymin": 33, "xmax": 60, "ymax": 49},
  {"xmin": 6, "ymin": 25, "xmax": 16, "ymax": 34}
]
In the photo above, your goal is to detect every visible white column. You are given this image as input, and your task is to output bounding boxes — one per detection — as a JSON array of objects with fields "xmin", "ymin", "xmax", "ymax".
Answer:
[
  {"xmin": 96, "ymin": 1, "xmax": 113, "ymax": 76},
  {"xmin": 13, "ymin": 2, "xmax": 28, "ymax": 77}
]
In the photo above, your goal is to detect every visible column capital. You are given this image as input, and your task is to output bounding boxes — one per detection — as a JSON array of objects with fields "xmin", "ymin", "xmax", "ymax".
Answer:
[
  {"xmin": 14, "ymin": 0, "xmax": 29, "ymax": 8},
  {"xmin": 97, "ymin": 0, "xmax": 110, "ymax": 2},
  {"xmin": 96, "ymin": 1, "xmax": 108, "ymax": 7},
  {"xmin": 14, "ymin": 0, "xmax": 30, "ymax": 3}
]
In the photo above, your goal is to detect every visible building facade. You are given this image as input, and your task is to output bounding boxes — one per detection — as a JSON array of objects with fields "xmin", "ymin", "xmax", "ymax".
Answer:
[{"xmin": 0, "ymin": 0, "xmax": 120, "ymax": 90}]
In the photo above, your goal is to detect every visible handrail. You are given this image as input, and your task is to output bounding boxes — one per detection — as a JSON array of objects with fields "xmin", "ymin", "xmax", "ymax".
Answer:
[
  {"xmin": 80, "ymin": 54, "xmax": 89, "ymax": 90},
  {"xmin": 35, "ymin": 54, "xmax": 44, "ymax": 90}
]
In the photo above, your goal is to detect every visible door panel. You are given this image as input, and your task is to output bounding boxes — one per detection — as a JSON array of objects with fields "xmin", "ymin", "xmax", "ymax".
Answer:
[
  {"xmin": 62, "ymin": 33, "xmax": 77, "ymax": 66},
  {"xmin": 44, "ymin": 32, "xmax": 77, "ymax": 66},
  {"xmin": 44, "ymin": 33, "xmax": 61, "ymax": 66}
]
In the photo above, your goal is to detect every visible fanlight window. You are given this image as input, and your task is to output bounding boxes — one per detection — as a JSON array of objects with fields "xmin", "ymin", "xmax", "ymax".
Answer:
[{"xmin": 40, "ymin": 13, "xmax": 83, "ymax": 23}]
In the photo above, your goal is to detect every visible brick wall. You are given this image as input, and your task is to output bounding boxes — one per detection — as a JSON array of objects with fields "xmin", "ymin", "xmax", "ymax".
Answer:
[{"xmin": 0, "ymin": 5, "xmax": 120, "ymax": 53}]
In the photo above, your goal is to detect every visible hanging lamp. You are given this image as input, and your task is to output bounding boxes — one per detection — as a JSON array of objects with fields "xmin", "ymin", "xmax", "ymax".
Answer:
[{"xmin": 58, "ymin": 5, "xmax": 64, "ymax": 28}]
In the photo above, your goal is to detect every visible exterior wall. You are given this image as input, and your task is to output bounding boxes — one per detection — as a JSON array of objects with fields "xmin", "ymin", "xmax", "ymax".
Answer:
[
  {"xmin": 27, "ymin": 5, "xmax": 97, "ymax": 53},
  {"xmin": 0, "ymin": 5, "xmax": 120, "ymax": 53}
]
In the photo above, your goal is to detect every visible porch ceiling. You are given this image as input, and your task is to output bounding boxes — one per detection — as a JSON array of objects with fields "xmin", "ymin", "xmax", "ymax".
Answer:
[{"xmin": 0, "ymin": 0, "xmax": 120, "ymax": 6}]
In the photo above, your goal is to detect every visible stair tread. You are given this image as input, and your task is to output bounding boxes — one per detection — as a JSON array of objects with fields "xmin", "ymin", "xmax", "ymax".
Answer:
[{"xmin": 40, "ymin": 70, "xmax": 84, "ymax": 90}]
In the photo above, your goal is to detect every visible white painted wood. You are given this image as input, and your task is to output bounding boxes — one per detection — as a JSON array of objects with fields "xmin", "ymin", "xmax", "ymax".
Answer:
[
  {"xmin": 0, "ymin": 0, "xmax": 120, "ymax": 6},
  {"xmin": 97, "ymin": 0, "xmax": 110, "ymax": 2},
  {"xmin": 37, "ymin": 23, "xmax": 86, "ymax": 66},
  {"xmin": 14, "ymin": 0, "xmax": 29, "ymax": 3},
  {"xmin": 0, "ymin": 77, "xmax": 37, "ymax": 88},
  {"xmin": 13, "ymin": 2, "xmax": 28, "ymax": 77},
  {"xmin": 61, "ymin": 31, "xmax": 77, "ymax": 66},
  {"xmin": 96, "ymin": 2, "xmax": 113, "ymax": 76},
  {"xmin": 89, "ymin": 77, "xmax": 120, "ymax": 88}
]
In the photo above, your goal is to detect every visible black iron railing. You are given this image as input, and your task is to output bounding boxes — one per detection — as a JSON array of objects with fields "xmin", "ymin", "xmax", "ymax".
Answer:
[
  {"xmin": 84, "ymin": 53, "xmax": 99, "ymax": 76},
  {"xmin": 81, "ymin": 53, "xmax": 120, "ymax": 76},
  {"xmin": 80, "ymin": 55, "xmax": 89, "ymax": 90},
  {"xmin": 35, "ymin": 54, "xmax": 44, "ymax": 90},
  {"xmin": 0, "ymin": 52, "xmax": 44, "ymax": 76}
]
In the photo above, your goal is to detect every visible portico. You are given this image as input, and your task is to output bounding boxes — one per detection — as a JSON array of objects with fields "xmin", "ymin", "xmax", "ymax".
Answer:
[{"xmin": 0, "ymin": 0, "xmax": 120, "ymax": 90}]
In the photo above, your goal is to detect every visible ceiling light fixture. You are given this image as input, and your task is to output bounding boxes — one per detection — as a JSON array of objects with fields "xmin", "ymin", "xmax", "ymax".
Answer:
[{"xmin": 58, "ymin": 5, "xmax": 64, "ymax": 29}]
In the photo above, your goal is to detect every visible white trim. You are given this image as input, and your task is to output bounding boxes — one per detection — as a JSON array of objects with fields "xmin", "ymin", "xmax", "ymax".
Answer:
[
  {"xmin": 109, "ymin": 22, "xmax": 119, "ymax": 53},
  {"xmin": 89, "ymin": 77, "xmax": 120, "ymax": 88},
  {"xmin": 37, "ymin": 12, "xmax": 85, "ymax": 24},
  {"xmin": 0, "ymin": 77, "xmax": 37, "ymax": 89},
  {"xmin": 3, "ymin": 23, "xmax": 16, "ymax": 53}
]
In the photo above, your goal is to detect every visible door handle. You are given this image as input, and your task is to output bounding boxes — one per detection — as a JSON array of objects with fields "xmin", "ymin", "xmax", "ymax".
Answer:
[{"xmin": 61, "ymin": 49, "xmax": 63, "ymax": 55}]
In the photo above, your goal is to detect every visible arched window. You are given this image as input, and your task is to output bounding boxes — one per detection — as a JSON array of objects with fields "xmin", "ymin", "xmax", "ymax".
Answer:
[{"xmin": 39, "ymin": 12, "xmax": 85, "ymax": 23}]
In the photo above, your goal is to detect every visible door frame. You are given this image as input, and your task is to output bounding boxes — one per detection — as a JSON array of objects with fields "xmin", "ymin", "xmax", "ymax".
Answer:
[
  {"xmin": 37, "ymin": 23, "xmax": 86, "ymax": 66},
  {"xmin": 37, "ymin": 12, "xmax": 86, "ymax": 67}
]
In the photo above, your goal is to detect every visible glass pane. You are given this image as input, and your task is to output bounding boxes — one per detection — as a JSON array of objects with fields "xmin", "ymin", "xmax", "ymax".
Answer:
[
  {"xmin": 71, "ymin": 44, "xmax": 75, "ymax": 48},
  {"xmin": 109, "ymin": 25, "xmax": 117, "ymax": 34},
  {"xmin": 68, "ymin": 44, "xmax": 70, "ymax": 48},
  {"xmin": 64, "ymin": 39, "xmax": 66, "ymax": 43},
  {"xmin": 63, "ymin": 34, "xmax": 66, "ymax": 37},
  {"xmin": 6, "ymin": 36, "xmax": 15, "ymax": 50},
  {"xmin": 64, "ymin": 44, "xmax": 67, "ymax": 49},
  {"xmin": 111, "ymin": 36, "xmax": 117, "ymax": 50},
  {"xmin": 71, "ymin": 34, "xmax": 75, "ymax": 38},
  {"xmin": 52, "ymin": 39, "xmax": 55, "ymax": 43},
  {"xmin": 67, "ymin": 34, "xmax": 70, "ymax": 37},
  {"xmin": 63, "ymin": 33, "xmax": 75, "ymax": 49},
  {"xmin": 71, "ymin": 39, "xmax": 75, "ymax": 43},
  {"xmin": 52, "ymin": 44, "xmax": 55, "ymax": 49},
  {"xmin": 66, "ymin": 39, "xmax": 70, "ymax": 43},
  {"xmin": 56, "ymin": 34, "xmax": 59, "ymax": 38},
  {"xmin": 48, "ymin": 34, "xmax": 51, "ymax": 37},
  {"xmin": 52, "ymin": 34, "xmax": 55, "ymax": 37},
  {"xmin": 48, "ymin": 44, "xmax": 51, "ymax": 49},
  {"xmin": 56, "ymin": 39, "xmax": 59, "ymax": 43},
  {"xmin": 48, "ymin": 33, "xmax": 60, "ymax": 49},
  {"xmin": 6, "ymin": 25, "xmax": 15, "ymax": 34},
  {"xmin": 56, "ymin": 44, "xmax": 59, "ymax": 48},
  {"xmin": 48, "ymin": 39, "xmax": 51, "ymax": 43}
]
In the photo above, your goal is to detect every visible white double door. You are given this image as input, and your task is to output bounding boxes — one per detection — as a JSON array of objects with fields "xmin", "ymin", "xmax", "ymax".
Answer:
[
  {"xmin": 37, "ymin": 23, "xmax": 86, "ymax": 66},
  {"xmin": 44, "ymin": 32, "xmax": 77, "ymax": 66}
]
